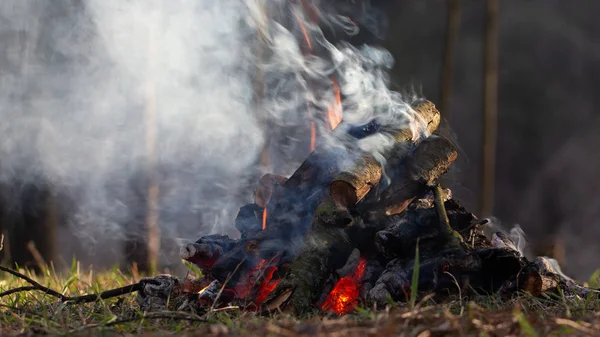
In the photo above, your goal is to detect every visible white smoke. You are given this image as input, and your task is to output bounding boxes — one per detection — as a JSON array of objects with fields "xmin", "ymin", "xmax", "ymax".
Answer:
[
  {"xmin": 0, "ymin": 0, "xmax": 423, "ymax": 268},
  {"xmin": 0, "ymin": 1, "xmax": 262, "ymax": 261},
  {"xmin": 483, "ymin": 217, "xmax": 527, "ymax": 256}
]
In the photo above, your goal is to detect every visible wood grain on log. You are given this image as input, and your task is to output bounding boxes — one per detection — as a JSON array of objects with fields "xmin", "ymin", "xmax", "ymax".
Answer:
[
  {"xmin": 253, "ymin": 101, "xmax": 442, "ymax": 256},
  {"xmin": 360, "ymin": 135, "xmax": 458, "ymax": 219},
  {"xmin": 330, "ymin": 153, "xmax": 382, "ymax": 208}
]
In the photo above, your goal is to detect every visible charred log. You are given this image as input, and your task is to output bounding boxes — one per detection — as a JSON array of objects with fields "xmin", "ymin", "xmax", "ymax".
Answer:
[
  {"xmin": 179, "ymin": 234, "xmax": 237, "ymax": 275},
  {"xmin": 252, "ymin": 101, "xmax": 441, "ymax": 258},
  {"xmin": 235, "ymin": 204, "xmax": 264, "ymax": 239},
  {"xmin": 263, "ymin": 197, "xmax": 355, "ymax": 315},
  {"xmin": 255, "ymin": 174, "xmax": 288, "ymax": 209}
]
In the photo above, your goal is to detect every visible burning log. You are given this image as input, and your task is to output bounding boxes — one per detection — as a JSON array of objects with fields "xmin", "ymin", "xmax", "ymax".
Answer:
[
  {"xmin": 263, "ymin": 131, "xmax": 458, "ymax": 315},
  {"xmin": 263, "ymin": 196, "xmax": 355, "ymax": 315},
  {"xmin": 166, "ymin": 98, "xmax": 595, "ymax": 317},
  {"xmin": 234, "ymin": 204, "xmax": 264, "ymax": 239},
  {"xmin": 255, "ymin": 174, "xmax": 288, "ymax": 208},
  {"xmin": 252, "ymin": 100, "xmax": 442, "ymax": 257},
  {"xmin": 180, "ymin": 235, "xmax": 237, "ymax": 275}
]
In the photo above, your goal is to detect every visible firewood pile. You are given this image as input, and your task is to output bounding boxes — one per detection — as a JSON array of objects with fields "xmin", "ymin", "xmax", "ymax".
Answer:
[{"xmin": 137, "ymin": 101, "xmax": 596, "ymax": 316}]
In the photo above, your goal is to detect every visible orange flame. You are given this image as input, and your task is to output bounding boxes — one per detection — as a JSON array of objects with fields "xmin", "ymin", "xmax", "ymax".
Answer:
[
  {"xmin": 327, "ymin": 77, "xmax": 343, "ymax": 130},
  {"xmin": 294, "ymin": 12, "xmax": 313, "ymax": 51},
  {"xmin": 254, "ymin": 264, "xmax": 281, "ymax": 305},
  {"xmin": 321, "ymin": 257, "xmax": 367, "ymax": 315},
  {"xmin": 310, "ymin": 121, "xmax": 317, "ymax": 151},
  {"xmin": 262, "ymin": 208, "xmax": 267, "ymax": 230},
  {"xmin": 198, "ymin": 284, "xmax": 210, "ymax": 295},
  {"xmin": 232, "ymin": 257, "xmax": 281, "ymax": 306}
]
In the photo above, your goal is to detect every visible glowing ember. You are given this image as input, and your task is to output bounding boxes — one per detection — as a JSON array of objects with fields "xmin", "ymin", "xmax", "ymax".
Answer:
[
  {"xmin": 262, "ymin": 208, "xmax": 267, "ymax": 230},
  {"xmin": 327, "ymin": 77, "xmax": 343, "ymax": 130},
  {"xmin": 321, "ymin": 257, "xmax": 367, "ymax": 315},
  {"xmin": 254, "ymin": 265, "xmax": 281, "ymax": 305},
  {"xmin": 233, "ymin": 256, "xmax": 281, "ymax": 306}
]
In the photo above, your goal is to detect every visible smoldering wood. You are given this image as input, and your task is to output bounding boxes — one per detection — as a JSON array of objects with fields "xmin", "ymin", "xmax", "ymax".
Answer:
[
  {"xmin": 368, "ymin": 248, "xmax": 481, "ymax": 305},
  {"xmin": 367, "ymin": 246, "xmax": 551, "ymax": 305},
  {"xmin": 372, "ymin": 196, "xmax": 483, "ymax": 261},
  {"xmin": 359, "ymin": 135, "xmax": 458, "ymax": 220},
  {"xmin": 358, "ymin": 259, "xmax": 384, "ymax": 300},
  {"xmin": 255, "ymin": 174, "xmax": 288, "ymax": 208},
  {"xmin": 261, "ymin": 133, "xmax": 460, "ymax": 313},
  {"xmin": 250, "ymin": 101, "xmax": 442, "ymax": 258},
  {"xmin": 179, "ymin": 234, "xmax": 237, "ymax": 275},
  {"xmin": 235, "ymin": 203, "xmax": 264, "ymax": 239},
  {"xmin": 263, "ymin": 197, "xmax": 355, "ymax": 315}
]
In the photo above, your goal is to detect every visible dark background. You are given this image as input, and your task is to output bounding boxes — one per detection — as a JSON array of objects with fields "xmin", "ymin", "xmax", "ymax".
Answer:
[
  {"xmin": 1, "ymin": 0, "xmax": 599, "ymax": 280},
  {"xmin": 383, "ymin": 0, "xmax": 600, "ymax": 280}
]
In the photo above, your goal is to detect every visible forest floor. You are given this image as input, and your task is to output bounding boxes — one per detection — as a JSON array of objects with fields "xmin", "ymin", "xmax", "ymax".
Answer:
[{"xmin": 1, "ymin": 263, "xmax": 599, "ymax": 336}]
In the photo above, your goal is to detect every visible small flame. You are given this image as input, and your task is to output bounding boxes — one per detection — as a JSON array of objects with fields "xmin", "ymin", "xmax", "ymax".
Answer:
[
  {"xmin": 198, "ymin": 284, "xmax": 210, "ymax": 295},
  {"xmin": 310, "ymin": 121, "xmax": 316, "ymax": 151},
  {"xmin": 233, "ymin": 256, "xmax": 281, "ymax": 306},
  {"xmin": 321, "ymin": 257, "xmax": 367, "ymax": 315},
  {"xmin": 262, "ymin": 208, "xmax": 267, "ymax": 230},
  {"xmin": 327, "ymin": 76, "xmax": 343, "ymax": 130},
  {"xmin": 254, "ymin": 264, "xmax": 281, "ymax": 305},
  {"xmin": 294, "ymin": 11, "xmax": 313, "ymax": 51}
]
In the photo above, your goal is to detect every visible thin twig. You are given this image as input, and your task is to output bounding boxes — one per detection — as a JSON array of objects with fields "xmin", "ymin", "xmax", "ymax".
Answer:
[
  {"xmin": 210, "ymin": 258, "xmax": 246, "ymax": 312},
  {"xmin": 0, "ymin": 286, "xmax": 37, "ymax": 298},
  {"xmin": 431, "ymin": 183, "xmax": 468, "ymax": 248},
  {"xmin": 0, "ymin": 265, "xmax": 141, "ymax": 303}
]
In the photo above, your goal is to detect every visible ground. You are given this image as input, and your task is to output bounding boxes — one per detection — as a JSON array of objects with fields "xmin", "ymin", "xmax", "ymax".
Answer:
[{"xmin": 0, "ymin": 263, "xmax": 599, "ymax": 336}]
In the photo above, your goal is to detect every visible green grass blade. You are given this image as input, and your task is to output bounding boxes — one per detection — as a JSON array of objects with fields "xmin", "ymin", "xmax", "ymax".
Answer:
[{"xmin": 409, "ymin": 238, "xmax": 420, "ymax": 309}]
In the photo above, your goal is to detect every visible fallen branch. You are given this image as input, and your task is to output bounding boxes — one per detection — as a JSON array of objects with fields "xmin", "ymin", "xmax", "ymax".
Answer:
[{"xmin": 0, "ymin": 265, "xmax": 141, "ymax": 303}]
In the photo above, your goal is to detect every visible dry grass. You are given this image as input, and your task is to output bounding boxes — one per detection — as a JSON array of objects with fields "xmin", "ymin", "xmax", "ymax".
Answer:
[{"xmin": 0, "ymin": 262, "xmax": 599, "ymax": 336}]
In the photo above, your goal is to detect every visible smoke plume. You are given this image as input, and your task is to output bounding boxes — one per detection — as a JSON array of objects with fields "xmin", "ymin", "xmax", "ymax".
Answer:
[{"xmin": 0, "ymin": 0, "xmax": 423, "ymax": 268}]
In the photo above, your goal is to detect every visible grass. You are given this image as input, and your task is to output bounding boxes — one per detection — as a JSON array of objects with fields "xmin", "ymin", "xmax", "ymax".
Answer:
[{"xmin": 0, "ymin": 262, "xmax": 599, "ymax": 336}]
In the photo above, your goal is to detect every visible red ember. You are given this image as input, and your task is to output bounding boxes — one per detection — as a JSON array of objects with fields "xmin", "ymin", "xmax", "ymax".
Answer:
[
  {"xmin": 321, "ymin": 256, "xmax": 367, "ymax": 315},
  {"xmin": 233, "ymin": 257, "xmax": 281, "ymax": 307}
]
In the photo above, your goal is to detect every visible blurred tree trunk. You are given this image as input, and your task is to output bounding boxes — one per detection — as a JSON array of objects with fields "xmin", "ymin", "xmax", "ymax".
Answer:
[
  {"xmin": 123, "ymin": 1, "xmax": 163, "ymax": 274},
  {"xmin": 2, "ymin": 184, "xmax": 57, "ymax": 272},
  {"xmin": 439, "ymin": 0, "xmax": 461, "ymax": 120},
  {"xmin": 480, "ymin": 0, "xmax": 498, "ymax": 217}
]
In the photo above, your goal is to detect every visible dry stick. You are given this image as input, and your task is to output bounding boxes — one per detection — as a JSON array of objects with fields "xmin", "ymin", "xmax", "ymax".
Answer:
[
  {"xmin": 0, "ymin": 265, "xmax": 141, "ymax": 303},
  {"xmin": 480, "ymin": 0, "xmax": 499, "ymax": 217},
  {"xmin": 209, "ymin": 258, "xmax": 246, "ymax": 313},
  {"xmin": 439, "ymin": 0, "xmax": 461, "ymax": 120},
  {"xmin": 0, "ymin": 286, "xmax": 37, "ymax": 297}
]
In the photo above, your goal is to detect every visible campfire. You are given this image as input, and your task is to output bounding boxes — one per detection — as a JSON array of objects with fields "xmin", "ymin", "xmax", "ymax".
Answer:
[
  {"xmin": 133, "ymin": 100, "xmax": 595, "ymax": 316},
  {"xmin": 130, "ymin": 1, "xmax": 599, "ymax": 317}
]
